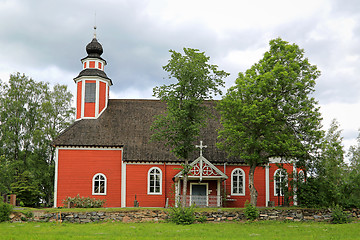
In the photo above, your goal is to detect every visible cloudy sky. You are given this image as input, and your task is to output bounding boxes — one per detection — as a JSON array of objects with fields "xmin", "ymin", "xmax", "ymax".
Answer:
[{"xmin": 0, "ymin": 0, "xmax": 359, "ymax": 153}]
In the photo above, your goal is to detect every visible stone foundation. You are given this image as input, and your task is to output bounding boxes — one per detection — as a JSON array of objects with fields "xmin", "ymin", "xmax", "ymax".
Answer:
[{"xmin": 9, "ymin": 208, "xmax": 360, "ymax": 223}]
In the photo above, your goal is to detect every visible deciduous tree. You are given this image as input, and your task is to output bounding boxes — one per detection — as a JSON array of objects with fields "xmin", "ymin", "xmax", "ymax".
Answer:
[
  {"xmin": 218, "ymin": 38, "xmax": 323, "ymax": 206},
  {"xmin": 0, "ymin": 73, "xmax": 74, "ymax": 206},
  {"xmin": 151, "ymin": 48, "xmax": 229, "ymax": 206}
]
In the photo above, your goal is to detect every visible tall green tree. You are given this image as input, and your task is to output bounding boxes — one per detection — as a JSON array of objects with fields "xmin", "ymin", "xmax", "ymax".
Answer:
[
  {"xmin": 297, "ymin": 119, "xmax": 346, "ymax": 207},
  {"xmin": 218, "ymin": 38, "xmax": 323, "ymax": 206},
  {"xmin": 0, "ymin": 73, "xmax": 74, "ymax": 206},
  {"xmin": 344, "ymin": 129, "xmax": 360, "ymax": 208},
  {"xmin": 151, "ymin": 48, "xmax": 229, "ymax": 206}
]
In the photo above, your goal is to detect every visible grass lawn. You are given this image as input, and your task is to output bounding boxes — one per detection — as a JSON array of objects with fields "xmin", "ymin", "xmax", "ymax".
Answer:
[{"xmin": 0, "ymin": 221, "xmax": 359, "ymax": 240}]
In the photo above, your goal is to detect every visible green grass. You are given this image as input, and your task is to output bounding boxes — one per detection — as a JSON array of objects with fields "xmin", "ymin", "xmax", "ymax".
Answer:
[{"xmin": 1, "ymin": 221, "xmax": 359, "ymax": 240}]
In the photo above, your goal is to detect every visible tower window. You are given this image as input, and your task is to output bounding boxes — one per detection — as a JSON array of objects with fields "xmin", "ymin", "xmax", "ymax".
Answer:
[{"xmin": 85, "ymin": 83, "xmax": 96, "ymax": 103}]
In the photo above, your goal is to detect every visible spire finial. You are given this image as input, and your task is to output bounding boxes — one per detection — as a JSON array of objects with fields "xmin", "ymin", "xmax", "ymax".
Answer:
[
  {"xmin": 94, "ymin": 25, "xmax": 97, "ymax": 39},
  {"xmin": 93, "ymin": 12, "xmax": 97, "ymax": 39}
]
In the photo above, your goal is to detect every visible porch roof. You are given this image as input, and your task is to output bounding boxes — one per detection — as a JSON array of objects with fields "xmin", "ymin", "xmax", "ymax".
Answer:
[{"xmin": 174, "ymin": 155, "xmax": 228, "ymax": 181}]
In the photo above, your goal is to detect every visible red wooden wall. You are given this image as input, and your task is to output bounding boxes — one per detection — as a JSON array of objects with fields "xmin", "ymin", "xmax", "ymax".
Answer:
[{"xmin": 56, "ymin": 148, "xmax": 122, "ymax": 207}]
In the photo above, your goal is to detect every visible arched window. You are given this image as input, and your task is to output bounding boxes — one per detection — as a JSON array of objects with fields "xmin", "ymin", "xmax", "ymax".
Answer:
[
  {"xmin": 231, "ymin": 168, "xmax": 245, "ymax": 196},
  {"xmin": 148, "ymin": 167, "xmax": 162, "ymax": 195},
  {"xmin": 274, "ymin": 169, "xmax": 287, "ymax": 196},
  {"xmin": 298, "ymin": 170, "xmax": 305, "ymax": 183},
  {"xmin": 92, "ymin": 173, "xmax": 107, "ymax": 195}
]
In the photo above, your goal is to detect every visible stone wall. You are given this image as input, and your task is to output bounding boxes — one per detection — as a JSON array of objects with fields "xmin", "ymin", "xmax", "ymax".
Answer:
[{"xmin": 9, "ymin": 208, "xmax": 360, "ymax": 223}]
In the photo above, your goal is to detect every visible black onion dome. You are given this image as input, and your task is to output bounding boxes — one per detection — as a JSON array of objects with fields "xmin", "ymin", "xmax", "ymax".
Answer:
[{"xmin": 86, "ymin": 38, "xmax": 103, "ymax": 57}]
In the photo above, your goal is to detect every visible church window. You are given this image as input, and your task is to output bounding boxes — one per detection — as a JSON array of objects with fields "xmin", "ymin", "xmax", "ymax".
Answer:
[
  {"xmin": 148, "ymin": 167, "xmax": 162, "ymax": 195},
  {"xmin": 98, "ymin": 62, "xmax": 102, "ymax": 69},
  {"xmin": 92, "ymin": 173, "xmax": 106, "ymax": 195},
  {"xmin": 298, "ymin": 170, "xmax": 305, "ymax": 183},
  {"xmin": 89, "ymin": 61, "xmax": 95, "ymax": 68},
  {"xmin": 274, "ymin": 169, "xmax": 287, "ymax": 196},
  {"xmin": 231, "ymin": 168, "xmax": 245, "ymax": 195},
  {"xmin": 85, "ymin": 82, "xmax": 96, "ymax": 103}
]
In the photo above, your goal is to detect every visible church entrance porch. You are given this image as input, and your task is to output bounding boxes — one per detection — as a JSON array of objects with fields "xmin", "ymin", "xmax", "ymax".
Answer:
[{"xmin": 173, "ymin": 141, "xmax": 228, "ymax": 207}]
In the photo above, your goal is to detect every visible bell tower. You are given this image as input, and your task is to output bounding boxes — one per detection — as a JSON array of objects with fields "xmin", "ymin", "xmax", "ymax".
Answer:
[{"xmin": 74, "ymin": 28, "xmax": 112, "ymax": 120}]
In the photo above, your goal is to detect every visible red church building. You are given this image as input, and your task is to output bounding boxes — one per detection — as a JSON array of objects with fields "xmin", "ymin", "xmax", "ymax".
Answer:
[{"xmin": 52, "ymin": 35, "xmax": 296, "ymax": 208}]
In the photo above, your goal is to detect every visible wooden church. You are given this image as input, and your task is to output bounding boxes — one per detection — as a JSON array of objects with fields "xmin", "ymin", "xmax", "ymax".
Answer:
[{"xmin": 52, "ymin": 35, "xmax": 295, "ymax": 208}]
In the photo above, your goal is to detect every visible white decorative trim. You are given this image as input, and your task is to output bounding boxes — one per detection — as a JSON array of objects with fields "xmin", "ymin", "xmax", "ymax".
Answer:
[
  {"xmin": 92, "ymin": 173, "xmax": 107, "ymax": 195},
  {"xmin": 57, "ymin": 146, "xmax": 122, "ymax": 151},
  {"xmin": 54, "ymin": 147, "xmax": 59, "ymax": 208},
  {"xmin": 174, "ymin": 156, "xmax": 228, "ymax": 180},
  {"xmin": 147, "ymin": 167, "xmax": 162, "ymax": 195},
  {"xmin": 121, "ymin": 152, "xmax": 126, "ymax": 208},
  {"xmin": 230, "ymin": 168, "xmax": 245, "ymax": 196}
]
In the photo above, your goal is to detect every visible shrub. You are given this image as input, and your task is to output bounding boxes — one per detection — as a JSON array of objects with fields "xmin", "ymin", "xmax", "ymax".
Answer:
[
  {"xmin": 331, "ymin": 205, "xmax": 352, "ymax": 224},
  {"xmin": 0, "ymin": 202, "xmax": 13, "ymax": 222},
  {"xmin": 169, "ymin": 205, "xmax": 196, "ymax": 225},
  {"xmin": 244, "ymin": 201, "xmax": 259, "ymax": 221},
  {"xmin": 62, "ymin": 194, "xmax": 106, "ymax": 208}
]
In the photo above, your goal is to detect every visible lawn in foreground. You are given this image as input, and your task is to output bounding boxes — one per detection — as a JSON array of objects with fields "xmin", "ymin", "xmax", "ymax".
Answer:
[{"xmin": 1, "ymin": 221, "xmax": 359, "ymax": 240}]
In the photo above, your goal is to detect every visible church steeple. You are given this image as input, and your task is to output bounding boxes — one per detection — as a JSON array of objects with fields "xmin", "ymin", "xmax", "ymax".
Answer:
[{"xmin": 74, "ymin": 31, "xmax": 112, "ymax": 120}]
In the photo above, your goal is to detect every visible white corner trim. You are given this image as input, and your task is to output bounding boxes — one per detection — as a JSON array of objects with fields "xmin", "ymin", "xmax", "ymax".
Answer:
[
  {"xmin": 81, "ymin": 79, "xmax": 85, "ymax": 118},
  {"xmin": 265, "ymin": 164, "xmax": 270, "ymax": 207},
  {"xmin": 54, "ymin": 147, "xmax": 59, "ymax": 208},
  {"xmin": 95, "ymin": 80, "xmax": 99, "ymax": 118},
  {"xmin": 121, "ymin": 153, "xmax": 126, "ymax": 207}
]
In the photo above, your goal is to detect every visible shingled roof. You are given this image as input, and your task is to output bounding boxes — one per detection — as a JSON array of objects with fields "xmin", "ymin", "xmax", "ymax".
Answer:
[{"xmin": 52, "ymin": 99, "xmax": 243, "ymax": 164}]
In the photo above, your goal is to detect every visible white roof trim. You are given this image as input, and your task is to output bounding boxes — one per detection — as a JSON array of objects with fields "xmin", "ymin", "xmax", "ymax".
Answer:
[{"xmin": 174, "ymin": 155, "xmax": 228, "ymax": 180}]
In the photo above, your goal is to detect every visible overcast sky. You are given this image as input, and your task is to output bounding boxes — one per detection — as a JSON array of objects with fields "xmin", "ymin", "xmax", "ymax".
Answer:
[{"xmin": 0, "ymin": 0, "xmax": 359, "ymax": 154}]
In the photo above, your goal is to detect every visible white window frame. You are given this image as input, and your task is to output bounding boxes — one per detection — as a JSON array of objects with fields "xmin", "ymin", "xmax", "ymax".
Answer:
[
  {"xmin": 92, "ymin": 173, "xmax": 107, "ymax": 195},
  {"xmin": 231, "ymin": 168, "xmax": 245, "ymax": 196},
  {"xmin": 274, "ymin": 169, "xmax": 288, "ymax": 196},
  {"xmin": 147, "ymin": 167, "xmax": 162, "ymax": 195},
  {"xmin": 298, "ymin": 170, "xmax": 305, "ymax": 183}
]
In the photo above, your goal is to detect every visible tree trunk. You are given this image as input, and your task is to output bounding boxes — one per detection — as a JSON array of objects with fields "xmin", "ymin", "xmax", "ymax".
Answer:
[
  {"xmin": 249, "ymin": 163, "xmax": 258, "ymax": 206},
  {"xmin": 181, "ymin": 160, "xmax": 189, "ymax": 207},
  {"xmin": 182, "ymin": 173, "xmax": 188, "ymax": 207}
]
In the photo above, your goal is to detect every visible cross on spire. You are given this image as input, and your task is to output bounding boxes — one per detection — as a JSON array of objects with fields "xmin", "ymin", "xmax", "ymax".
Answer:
[{"xmin": 196, "ymin": 141, "xmax": 207, "ymax": 157}]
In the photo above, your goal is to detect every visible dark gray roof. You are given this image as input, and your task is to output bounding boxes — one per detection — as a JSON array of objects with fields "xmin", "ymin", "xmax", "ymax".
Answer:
[
  {"xmin": 52, "ymin": 99, "xmax": 243, "ymax": 164},
  {"xmin": 73, "ymin": 68, "xmax": 112, "ymax": 85}
]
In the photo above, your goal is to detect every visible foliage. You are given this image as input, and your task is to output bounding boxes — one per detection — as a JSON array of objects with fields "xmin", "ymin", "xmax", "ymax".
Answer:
[
  {"xmin": 296, "ymin": 120, "xmax": 352, "ymax": 209},
  {"xmin": 0, "ymin": 73, "xmax": 74, "ymax": 206},
  {"xmin": 244, "ymin": 201, "xmax": 259, "ymax": 221},
  {"xmin": 10, "ymin": 171, "xmax": 43, "ymax": 207},
  {"xmin": 331, "ymin": 205, "xmax": 352, "ymax": 224},
  {"xmin": 168, "ymin": 205, "xmax": 196, "ymax": 225},
  {"xmin": 218, "ymin": 38, "xmax": 323, "ymax": 206},
  {"xmin": 343, "ymin": 129, "xmax": 360, "ymax": 208},
  {"xmin": 62, "ymin": 194, "xmax": 106, "ymax": 208},
  {"xmin": 0, "ymin": 202, "xmax": 13, "ymax": 222},
  {"xmin": 151, "ymin": 48, "xmax": 229, "ymax": 206}
]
